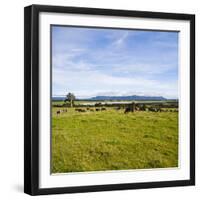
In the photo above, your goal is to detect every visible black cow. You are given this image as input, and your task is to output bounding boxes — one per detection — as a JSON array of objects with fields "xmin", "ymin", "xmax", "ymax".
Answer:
[
  {"xmin": 56, "ymin": 110, "xmax": 62, "ymax": 115},
  {"xmin": 124, "ymin": 107, "xmax": 131, "ymax": 114},
  {"xmin": 75, "ymin": 108, "xmax": 85, "ymax": 112}
]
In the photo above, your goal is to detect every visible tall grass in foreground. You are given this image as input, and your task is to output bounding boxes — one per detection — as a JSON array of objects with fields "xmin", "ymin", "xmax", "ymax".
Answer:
[{"xmin": 52, "ymin": 108, "xmax": 178, "ymax": 173}]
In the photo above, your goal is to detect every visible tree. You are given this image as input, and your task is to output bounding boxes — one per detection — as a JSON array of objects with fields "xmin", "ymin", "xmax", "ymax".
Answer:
[{"xmin": 65, "ymin": 92, "xmax": 75, "ymax": 107}]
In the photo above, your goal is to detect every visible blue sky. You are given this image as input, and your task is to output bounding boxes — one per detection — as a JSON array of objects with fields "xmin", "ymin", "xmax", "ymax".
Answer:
[{"xmin": 52, "ymin": 26, "xmax": 178, "ymax": 99}]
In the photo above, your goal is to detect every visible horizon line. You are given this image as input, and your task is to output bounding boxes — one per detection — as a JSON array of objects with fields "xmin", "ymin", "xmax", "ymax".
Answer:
[{"xmin": 52, "ymin": 94, "xmax": 178, "ymax": 99}]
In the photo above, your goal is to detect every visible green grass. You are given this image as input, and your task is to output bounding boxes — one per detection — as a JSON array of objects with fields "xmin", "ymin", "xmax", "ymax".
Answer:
[
  {"xmin": 52, "ymin": 107, "xmax": 178, "ymax": 173},
  {"xmin": 52, "ymin": 101, "xmax": 65, "ymax": 105}
]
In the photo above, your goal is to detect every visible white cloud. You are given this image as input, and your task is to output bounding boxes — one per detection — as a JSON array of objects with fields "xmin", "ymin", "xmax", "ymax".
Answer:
[
  {"xmin": 112, "ymin": 32, "xmax": 129, "ymax": 47},
  {"xmin": 52, "ymin": 67, "xmax": 178, "ymax": 99}
]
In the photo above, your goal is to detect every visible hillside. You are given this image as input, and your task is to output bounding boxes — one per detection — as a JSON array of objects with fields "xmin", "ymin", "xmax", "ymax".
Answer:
[{"xmin": 88, "ymin": 95, "xmax": 167, "ymax": 101}]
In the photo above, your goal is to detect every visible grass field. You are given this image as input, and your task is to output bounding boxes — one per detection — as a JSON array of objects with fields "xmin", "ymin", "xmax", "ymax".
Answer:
[{"xmin": 52, "ymin": 107, "xmax": 178, "ymax": 173}]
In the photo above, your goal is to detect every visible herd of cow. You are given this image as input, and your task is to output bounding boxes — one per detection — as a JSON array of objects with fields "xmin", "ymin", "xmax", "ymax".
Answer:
[
  {"xmin": 56, "ymin": 107, "xmax": 107, "ymax": 115},
  {"xmin": 56, "ymin": 105, "xmax": 178, "ymax": 115},
  {"xmin": 75, "ymin": 107, "xmax": 107, "ymax": 112}
]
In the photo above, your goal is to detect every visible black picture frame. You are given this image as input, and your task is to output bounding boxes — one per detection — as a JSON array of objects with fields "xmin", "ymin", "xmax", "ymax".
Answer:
[{"xmin": 24, "ymin": 4, "xmax": 195, "ymax": 196}]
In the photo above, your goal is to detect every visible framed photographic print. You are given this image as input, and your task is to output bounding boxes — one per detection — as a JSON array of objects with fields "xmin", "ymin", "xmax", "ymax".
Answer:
[{"xmin": 24, "ymin": 4, "xmax": 195, "ymax": 195}]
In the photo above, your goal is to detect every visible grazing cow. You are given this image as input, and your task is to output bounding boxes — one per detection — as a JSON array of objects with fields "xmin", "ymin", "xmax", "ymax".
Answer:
[
  {"xmin": 124, "ymin": 107, "xmax": 131, "ymax": 114},
  {"xmin": 148, "ymin": 107, "xmax": 154, "ymax": 112},
  {"xmin": 75, "ymin": 108, "xmax": 83, "ymax": 112},
  {"xmin": 101, "ymin": 108, "xmax": 106, "ymax": 111},
  {"xmin": 96, "ymin": 108, "xmax": 100, "ymax": 111},
  {"xmin": 86, "ymin": 107, "xmax": 90, "ymax": 110},
  {"xmin": 158, "ymin": 108, "xmax": 161, "ymax": 112},
  {"xmin": 76, "ymin": 108, "xmax": 86, "ymax": 112},
  {"xmin": 56, "ymin": 110, "xmax": 61, "ymax": 115}
]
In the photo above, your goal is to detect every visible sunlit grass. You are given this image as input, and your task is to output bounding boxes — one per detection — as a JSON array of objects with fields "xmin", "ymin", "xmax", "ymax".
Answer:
[{"xmin": 51, "ymin": 107, "xmax": 178, "ymax": 173}]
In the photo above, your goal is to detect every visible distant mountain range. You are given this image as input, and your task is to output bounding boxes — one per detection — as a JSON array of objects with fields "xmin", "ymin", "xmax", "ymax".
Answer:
[
  {"xmin": 88, "ymin": 95, "xmax": 167, "ymax": 101},
  {"xmin": 52, "ymin": 95, "xmax": 168, "ymax": 101}
]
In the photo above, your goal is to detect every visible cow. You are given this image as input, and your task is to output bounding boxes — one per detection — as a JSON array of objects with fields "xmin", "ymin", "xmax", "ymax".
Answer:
[
  {"xmin": 101, "ymin": 108, "xmax": 106, "ymax": 111},
  {"xmin": 124, "ymin": 107, "xmax": 131, "ymax": 114},
  {"xmin": 96, "ymin": 108, "xmax": 100, "ymax": 111},
  {"xmin": 75, "ymin": 108, "xmax": 84, "ymax": 112},
  {"xmin": 56, "ymin": 110, "xmax": 62, "ymax": 115},
  {"xmin": 76, "ymin": 108, "xmax": 86, "ymax": 112}
]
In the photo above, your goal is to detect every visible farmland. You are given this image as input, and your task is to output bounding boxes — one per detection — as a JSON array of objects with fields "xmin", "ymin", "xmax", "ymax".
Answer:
[{"xmin": 51, "ymin": 101, "xmax": 178, "ymax": 173}]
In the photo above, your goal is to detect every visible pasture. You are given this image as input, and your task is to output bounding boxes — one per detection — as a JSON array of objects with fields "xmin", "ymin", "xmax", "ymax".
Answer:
[{"xmin": 51, "ymin": 105, "xmax": 178, "ymax": 173}]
